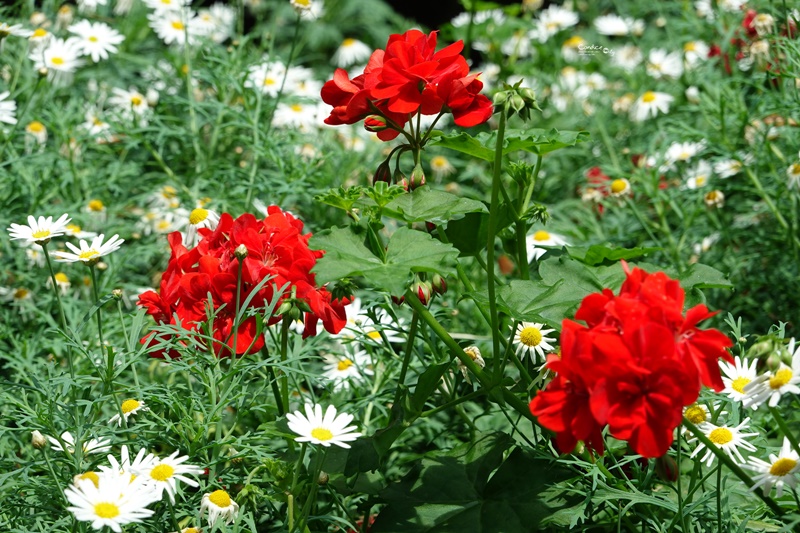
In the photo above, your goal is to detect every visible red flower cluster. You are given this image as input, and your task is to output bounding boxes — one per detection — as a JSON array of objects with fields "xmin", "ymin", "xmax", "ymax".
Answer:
[
  {"xmin": 529, "ymin": 262, "xmax": 733, "ymax": 458},
  {"xmin": 138, "ymin": 208, "xmax": 348, "ymax": 358},
  {"xmin": 321, "ymin": 29, "xmax": 493, "ymax": 141}
]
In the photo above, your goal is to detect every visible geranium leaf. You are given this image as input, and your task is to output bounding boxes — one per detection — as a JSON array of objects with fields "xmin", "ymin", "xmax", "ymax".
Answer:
[
  {"xmin": 430, "ymin": 128, "xmax": 589, "ymax": 161},
  {"xmin": 567, "ymin": 245, "xmax": 661, "ymax": 266},
  {"xmin": 383, "ymin": 186, "xmax": 488, "ymax": 224},
  {"xmin": 310, "ymin": 226, "xmax": 459, "ymax": 295}
]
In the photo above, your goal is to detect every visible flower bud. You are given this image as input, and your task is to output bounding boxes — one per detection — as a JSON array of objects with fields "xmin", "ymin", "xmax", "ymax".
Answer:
[
  {"xmin": 111, "ymin": 289, "xmax": 123, "ymax": 300},
  {"xmin": 393, "ymin": 168, "xmax": 408, "ymax": 190},
  {"xmin": 318, "ymin": 470, "xmax": 329, "ymax": 485},
  {"xmin": 38, "ymin": 67, "xmax": 48, "ymax": 78},
  {"xmin": 497, "ymin": 254, "xmax": 515, "ymax": 275},
  {"xmin": 373, "ymin": 161, "xmax": 392, "ymax": 186},
  {"xmin": 410, "ymin": 164, "xmax": 426, "ymax": 190},
  {"xmin": 509, "ymin": 94, "xmax": 526, "ymax": 113},
  {"xmin": 31, "ymin": 430, "xmax": 47, "ymax": 449},
  {"xmin": 493, "ymin": 92, "xmax": 509, "ymax": 106},
  {"xmin": 391, "ymin": 294, "xmax": 405, "ymax": 306},
  {"xmin": 411, "ymin": 278, "xmax": 432, "ymax": 306},
  {"xmin": 431, "ymin": 273, "xmax": 447, "ymax": 295},
  {"xmin": 655, "ymin": 455, "xmax": 679, "ymax": 482},
  {"xmin": 364, "ymin": 115, "xmax": 387, "ymax": 132},
  {"xmin": 234, "ymin": 244, "xmax": 248, "ymax": 259}
]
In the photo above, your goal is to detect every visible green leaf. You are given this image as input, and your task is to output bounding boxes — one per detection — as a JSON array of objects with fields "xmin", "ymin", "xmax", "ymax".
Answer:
[
  {"xmin": 408, "ymin": 362, "xmax": 452, "ymax": 415},
  {"xmin": 567, "ymin": 245, "xmax": 661, "ymax": 267},
  {"xmin": 674, "ymin": 262, "xmax": 733, "ymax": 290},
  {"xmin": 383, "ymin": 186, "xmax": 488, "ymax": 224},
  {"xmin": 430, "ymin": 129, "xmax": 589, "ymax": 161},
  {"xmin": 444, "ymin": 206, "xmax": 515, "ymax": 257},
  {"xmin": 372, "ymin": 435, "xmax": 574, "ymax": 533},
  {"xmin": 310, "ymin": 226, "xmax": 459, "ymax": 294}
]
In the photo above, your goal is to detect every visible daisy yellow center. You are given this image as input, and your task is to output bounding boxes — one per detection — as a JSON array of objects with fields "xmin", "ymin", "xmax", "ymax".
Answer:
[
  {"xmin": 171, "ymin": 21, "xmax": 185, "ymax": 30},
  {"xmin": 546, "ymin": 21, "xmax": 559, "ymax": 30},
  {"xmin": 67, "ymin": 224, "xmax": 81, "ymax": 233},
  {"xmin": 131, "ymin": 95, "xmax": 143, "ymax": 106},
  {"xmin": 695, "ymin": 176, "xmax": 707, "ymax": 187},
  {"xmin": 792, "ymin": 163, "xmax": 800, "ymax": 175},
  {"xmin": 189, "ymin": 208, "xmax": 208, "ymax": 225},
  {"xmin": 14, "ymin": 288, "xmax": 29, "ymax": 299},
  {"xmin": 731, "ymin": 376, "xmax": 751, "ymax": 393},
  {"xmin": 79, "ymin": 471, "xmax": 100, "ymax": 488},
  {"xmin": 684, "ymin": 42, "xmax": 696, "ymax": 52},
  {"xmin": 88, "ymin": 199, "xmax": 104, "ymax": 211},
  {"xmin": 32, "ymin": 229, "xmax": 51, "ymax": 239},
  {"xmin": 184, "ymin": 529, "xmax": 201, "ymax": 533},
  {"xmin": 51, "ymin": 57, "xmax": 64, "ymax": 66},
  {"xmin": 264, "ymin": 77, "xmax": 276, "ymax": 86},
  {"xmin": 564, "ymin": 36, "xmax": 584, "ymax": 47},
  {"xmin": 161, "ymin": 0, "xmax": 172, "ymax": 3},
  {"xmin": 291, "ymin": 104, "xmax": 303, "ymax": 112},
  {"xmin": 157, "ymin": 220, "xmax": 172, "ymax": 230},
  {"xmin": 311, "ymin": 428, "xmax": 334, "ymax": 441},
  {"xmin": 641, "ymin": 91, "xmax": 656, "ymax": 103},
  {"xmin": 55, "ymin": 272, "xmax": 69, "ymax": 283},
  {"xmin": 431, "ymin": 156, "xmax": 449, "ymax": 168},
  {"xmin": 32, "ymin": 28, "xmax": 47, "ymax": 38},
  {"xmin": 162, "ymin": 186, "xmax": 177, "ymax": 198},
  {"xmin": 150, "ymin": 464, "xmax": 174, "ymax": 481},
  {"xmin": 295, "ymin": 0, "xmax": 311, "ymax": 6},
  {"xmin": 770, "ymin": 458, "xmax": 797, "ymax": 476},
  {"xmin": 121, "ymin": 399, "xmax": 141, "ymax": 413},
  {"xmin": 519, "ymin": 326, "xmax": 543, "ymax": 347},
  {"xmin": 705, "ymin": 191, "xmax": 721, "ymax": 202},
  {"xmin": 770, "ymin": 368, "xmax": 793, "ymax": 389},
  {"xmin": 611, "ymin": 179, "xmax": 628, "ymax": 193},
  {"xmin": 28, "ymin": 121, "xmax": 45, "ymax": 133},
  {"xmin": 367, "ymin": 330, "xmax": 382, "ymax": 340},
  {"xmin": 93, "ymin": 118, "xmax": 104, "ymax": 126},
  {"xmin": 78, "ymin": 249, "xmax": 100, "ymax": 260},
  {"xmin": 533, "ymin": 230, "xmax": 550, "ymax": 241},
  {"xmin": 94, "ymin": 502, "xmax": 120, "ymax": 519},
  {"xmin": 342, "ymin": 38, "xmax": 356, "ymax": 46},
  {"xmin": 684, "ymin": 404, "xmax": 706, "ymax": 424},
  {"xmin": 337, "ymin": 358, "xmax": 354, "ymax": 371},
  {"xmin": 88, "ymin": 36, "xmax": 98, "ymax": 42},
  {"xmin": 209, "ymin": 489, "xmax": 231, "ymax": 507},
  {"xmin": 708, "ymin": 428, "xmax": 733, "ymax": 445}
]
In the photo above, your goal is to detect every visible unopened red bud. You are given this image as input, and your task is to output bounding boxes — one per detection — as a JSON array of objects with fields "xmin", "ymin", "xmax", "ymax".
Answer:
[
  {"xmin": 410, "ymin": 164, "xmax": 426, "ymax": 190},
  {"xmin": 497, "ymin": 254, "xmax": 515, "ymax": 275},
  {"xmin": 373, "ymin": 161, "xmax": 392, "ymax": 185},
  {"xmin": 411, "ymin": 279, "xmax": 432, "ymax": 305},
  {"xmin": 655, "ymin": 455, "xmax": 679, "ymax": 482},
  {"xmin": 391, "ymin": 294, "xmax": 405, "ymax": 306},
  {"xmin": 364, "ymin": 115, "xmax": 388, "ymax": 132},
  {"xmin": 431, "ymin": 273, "xmax": 447, "ymax": 295}
]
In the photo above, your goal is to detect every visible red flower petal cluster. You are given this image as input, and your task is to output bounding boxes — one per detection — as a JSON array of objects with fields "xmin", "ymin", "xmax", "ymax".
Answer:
[
  {"xmin": 321, "ymin": 29, "xmax": 493, "ymax": 140},
  {"xmin": 530, "ymin": 262, "xmax": 733, "ymax": 458},
  {"xmin": 138, "ymin": 208, "xmax": 348, "ymax": 358}
]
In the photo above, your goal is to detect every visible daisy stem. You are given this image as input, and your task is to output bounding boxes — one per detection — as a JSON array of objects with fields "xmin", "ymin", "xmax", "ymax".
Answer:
[
  {"xmin": 88, "ymin": 265, "xmax": 109, "ymax": 379},
  {"xmin": 768, "ymin": 406, "xmax": 800, "ymax": 457},
  {"xmin": 716, "ymin": 461, "xmax": 723, "ymax": 532},
  {"xmin": 42, "ymin": 449, "xmax": 69, "ymax": 505},
  {"xmin": 682, "ymin": 418, "xmax": 784, "ymax": 516},
  {"xmin": 244, "ymin": 83, "xmax": 263, "ymax": 212},
  {"xmin": 295, "ymin": 447, "xmax": 326, "ymax": 533},
  {"xmin": 487, "ymin": 108, "xmax": 507, "ymax": 375},
  {"xmin": 42, "ymin": 242, "xmax": 74, "ymax": 380},
  {"xmin": 677, "ymin": 427, "xmax": 686, "ymax": 532}
]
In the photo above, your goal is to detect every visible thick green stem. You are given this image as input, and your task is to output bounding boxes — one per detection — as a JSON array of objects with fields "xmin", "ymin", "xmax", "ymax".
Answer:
[
  {"xmin": 392, "ymin": 312, "xmax": 419, "ymax": 407},
  {"xmin": 288, "ymin": 442, "xmax": 307, "ymax": 532},
  {"xmin": 280, "ymin": 317, "xmax": 290, "ymax": 414},
  {"xmin": 768, "ymin": 406, "xmax": 800, "ymax": 457},
  {"xmin": 486, "ymin": 109, "xmax": 507, "ymax": 375},
  {"xmin": 683, "ymin": 418, "xmax": 784, "ymax": 516}
]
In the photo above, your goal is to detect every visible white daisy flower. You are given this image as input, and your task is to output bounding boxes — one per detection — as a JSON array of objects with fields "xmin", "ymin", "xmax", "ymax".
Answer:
[
  {"xmin": 513, "ymin": 322, "xmax": 556, "ymax": 363},
  {"xmin": 594, "ymin": 14, "xmax": 643, "ymax": 36},
  {"xmin": 458, "ymin": 345, "xmax": 486, "ymax": 383},
  {"xmin": 683, "ymin": 40, "xmax": 710, "ymax": 69},
  {"xmin": 28, "ymin": 27, "xmax": 52, "ymax": 51},
  {"xmin": 108, "ymin": 87, "xmax": 150, "ymax": 123},
  {"xmin": 685, "ymin": 160, "xmax": 713, "ymax": 189},
  {"xmin": 283, "ymin": 66, "xmax": 323, "ymax": 98},
  {"xmin": 664, "ymin": 141, "xmax": 706, "ymax": 167},
  {"xmin": 66, "ymin": 223, "xmax": 98, "ymax": 240},
  {"xmin": 68, "ymin": 20, "xmax": 124, "ymax": 62},
  {"xmin": 148, "ymin": 9, "xmax": 201, "ymax": 46},
  {"xmin": 629, "ymin": 91, "xmax": 673, "ymax": 122},
  {"xmin": 50, "ymin": 271, "xmax": 71, "ymax": 295},
  {"xmin": 526, "ymin": 229, "xmax": 568, "ymax": 262},
  {"xmin": 7, "ymin": 213, "xmax": 71, "ymax": 245},
  {"xmin": 333, "ymin": 38, "xmax": 372, "ymax": 67},
  {"xmin": 714, "ymin": 157, "xmax": 748, "ymax": 179},
  {"xmin": 291, "ymin": 0, "xmax": 324, "ymax": 19},
  {"xmin": 683, "ymin": 403, "xmax": 712, "ymax": 427},
  {"xmin": 429, "ymin": 155, "xmax": 455, "ymax": 179},
  {"xmin": 0, "ymin": 22, "xmax": 33, "ymax": 38},
  {"xmin": 533, "ymin": 5, "xmax": 579, "ymax": 43},
  {"xmin": 142, "ymin": 0, "xmax": 192, "ymax": 12},
  {"xmin": 65, "ymin": 470, "xmax": 157, "ymax": 532},
  {"xmin": 321, "ymin": 348, "xmax": 372, "ymax": 390},
  {"xmin": 182, "ymin": 207, "xmax": 220, "ymax": 248},
  {"xmin": 685, "ymin": 86, "xmax": 701, "ymax": 104},
  {"xmin": 25, "ymin": 245, "xmax": 46, "ymax": 267},
  {"xmin": 31, "ymin": 37, "xmax": 84, "ymax": 85},
  {"xmin": 142, "ymin": 450, "xmax": 203, "ymax": 504},
  {"xmin": 646, "ymin": 48, "xmax": 683, "ymax": 80},
  {"xmin": 286, "ymin": 404, "xmax": 362, "ymax": 448},
  {"xmin": 752, "ymin": 13, "xmax": 775, "ymax": 36},
  {"xmin": 561, "ymin": 36, "xmax": 586, "ymax": 62},
  {"xmin": 245, "ymin": 60, "xmax": 287, "ymax": 97},
  {"xmin": 0, "ymin": 91, "xmax": 17, "ymax": 126},
  {"xmin": 690, "ymin": 418, "xmax": 759, "ymax": 467},
  {"xmin": 745, "ymin": 438, "xmax": 800, "ymax": 497},
  {"xmin": 108, "ymin": 399, "xmax": 148, "ymax": 426},
  {"xmin": 272, "ymin": 101, "xmax": 323, "ymax": 131},
  {"xmin": 100, "ymin": 445, "xmax": 158, "ymax": 484},
  {"xmin": 196, "ymin": 4, "xmax": 236, "ymax": 44},
  {"xmin": 787, "ymin": 162, "xmax": 800, "ymax": 190},
  {"xmin": 744, "ymin": 339, "xmax": 800, "ymax": 409},
  {"xmin": 704, "ymin": 190, "xmax": 725, "ymax": 208},
  {"xmin": 693, "ymin": 233, "xmax": 720, "ymax": 256},
  {"xmin": 25, "ymin": 120, "xmax": 47, "ymax": 147},
  {"xmin": 201, "ymin": 490, "xmax": 239, "ymax": 526},
  {"xmin": 53, "ymin": 234, "xmax": 124, "ymax": 264},
  {"xmin": 48, "ymin": 431, "xmax": 112, "ymax": 455},
  {"xmin": 611, "ymin": 44, "xmax": 642, "ymax": 72},
  {"xmin": 77, "ymin": 0, "xmax": 108, "ymax": 14}
]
